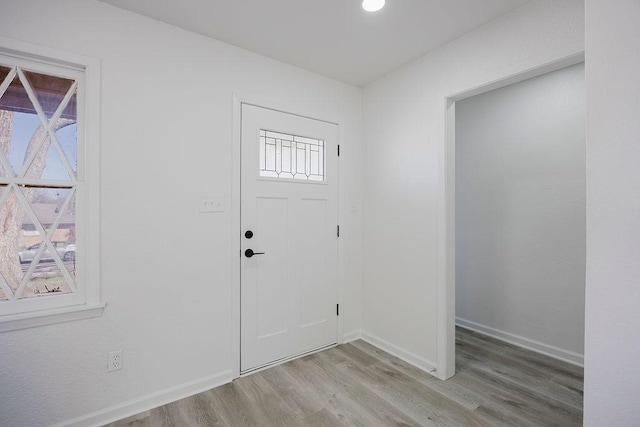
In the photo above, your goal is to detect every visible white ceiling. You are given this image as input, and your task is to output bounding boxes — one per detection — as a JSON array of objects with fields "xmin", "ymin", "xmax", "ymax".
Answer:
[{"xmin": 99, "ymin": 0, "xmax": 530, "ymax": 87}]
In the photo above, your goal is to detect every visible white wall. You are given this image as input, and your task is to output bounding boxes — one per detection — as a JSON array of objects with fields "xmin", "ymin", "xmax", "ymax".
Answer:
[
  {"xmin": 361, "ymin": 0, "xmax": 584, "ymax": 374},
  {"xmin": 584, "ymin": 0, "xmax": 640, "ymax": 425},
  {"xmin": 0, "ymin": 1, "xmax": 362, "ymax": 425},
  {"xmin": 10, "ymin": 0, "xmax": 640, "ymax": 424},
  {"xmin": 455, "ymin": 63, "xmax": 585, "ymax": 364}
]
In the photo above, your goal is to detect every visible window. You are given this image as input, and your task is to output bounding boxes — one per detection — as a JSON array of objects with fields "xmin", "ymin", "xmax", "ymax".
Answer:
[
  {"xmin": 0, "ymin": 38, "xmax": 101, "ymax": 330},
  {"xmin": 259, "ymin": 129, "xmax": 325, "ymax": 182}
]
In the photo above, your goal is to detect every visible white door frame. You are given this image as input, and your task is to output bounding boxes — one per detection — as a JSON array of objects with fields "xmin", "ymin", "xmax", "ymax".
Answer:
[
  {"xmin": 436, "ymin": 52, "xmax": 585, "ymax": 380},
  {"xmin": 231, "ymin": 95, "xmax": 345, "ymax": 378}
]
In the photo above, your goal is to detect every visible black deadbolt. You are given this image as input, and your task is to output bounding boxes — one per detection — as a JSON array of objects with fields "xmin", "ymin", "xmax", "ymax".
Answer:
[{"xmin": 245, "ymin": 230, "xmax": 254, "ymax": 239}]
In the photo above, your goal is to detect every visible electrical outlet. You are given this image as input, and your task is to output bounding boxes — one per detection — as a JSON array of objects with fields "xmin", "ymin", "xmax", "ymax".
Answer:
[{"xmin": 108, "ymin": 350, "xmax": 123, "ymax": 372}]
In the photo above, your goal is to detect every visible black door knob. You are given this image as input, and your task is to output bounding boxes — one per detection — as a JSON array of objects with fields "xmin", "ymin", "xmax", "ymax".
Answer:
[
  {"xmin": 245, "ymin": 249, "xmax": 265, "ymax": 258},
  {"xmin": 245, "ymin": 230, "xmax": 254, "ymax": 239}
]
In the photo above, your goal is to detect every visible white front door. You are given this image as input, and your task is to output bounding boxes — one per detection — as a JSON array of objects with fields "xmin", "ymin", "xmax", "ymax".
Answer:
[{"xmin": 240, "ymin": 104, "xmax": 339, "ymax": 373}]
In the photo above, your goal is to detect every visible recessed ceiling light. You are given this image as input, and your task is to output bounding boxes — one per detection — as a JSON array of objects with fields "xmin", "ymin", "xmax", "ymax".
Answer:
[{"xmin": 362, "ymin": 0, "xmax": 385, "ymax": 13}]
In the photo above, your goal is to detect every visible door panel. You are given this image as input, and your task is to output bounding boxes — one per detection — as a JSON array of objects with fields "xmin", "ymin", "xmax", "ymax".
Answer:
[
  {"xmin": 255, "ymin": 197, "xmax": 288, "ymax": 338},
  {"xmin": 299, "ymin": 198, "xmax": 330, "ymax": 327},
  {"xmin": 241, "ymin": 104, "xmax": 338, "ymax": 373}
]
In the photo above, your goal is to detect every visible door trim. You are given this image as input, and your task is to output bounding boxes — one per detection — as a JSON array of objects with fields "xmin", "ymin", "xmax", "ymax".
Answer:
[
  {"xmin": 436, "ymin": 52, "xmax": 585, "ymax": 381},
  {"xmin": 231, "ymin": 95, "xmax": 344, "ymax": 379}
]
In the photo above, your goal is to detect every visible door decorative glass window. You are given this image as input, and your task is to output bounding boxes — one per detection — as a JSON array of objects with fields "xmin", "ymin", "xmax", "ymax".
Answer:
[{"xmin": 259, "ymin": 130, "xmax": 325, "ymax": 182}]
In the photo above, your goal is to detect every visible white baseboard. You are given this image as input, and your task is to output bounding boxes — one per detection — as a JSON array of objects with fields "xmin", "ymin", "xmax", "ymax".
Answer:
[
  {"xmin": 53, "ymin": 369, "xmax": 233, "ymax": 427},
  {"xmin": 360, "ymin": 331, "xmax": 438, "ymax": 376},
  {"xmin": 456, "ymin": 317, "xmax": 584, "ymax": 367},
  {"xmin": 342, "ymin": 329, "xmax": 362, "ymax": 343}
]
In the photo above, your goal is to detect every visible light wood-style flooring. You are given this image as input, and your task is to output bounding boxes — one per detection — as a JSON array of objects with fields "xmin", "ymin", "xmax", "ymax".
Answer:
[{"xmin": 105, "ymin": 328, "xmax": 583, "ymax": 426}]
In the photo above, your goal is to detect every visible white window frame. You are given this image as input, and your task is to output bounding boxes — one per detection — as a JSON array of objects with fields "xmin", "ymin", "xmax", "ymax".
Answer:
[{"xmin": 0, "ymin": 37, "xmax": 102, "ymax": 332}]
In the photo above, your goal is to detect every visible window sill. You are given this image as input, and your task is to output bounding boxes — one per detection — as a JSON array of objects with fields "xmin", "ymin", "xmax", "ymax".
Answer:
[{"xmin": 0, "ymin": 303, "xmax": 105, "ymax": 333}]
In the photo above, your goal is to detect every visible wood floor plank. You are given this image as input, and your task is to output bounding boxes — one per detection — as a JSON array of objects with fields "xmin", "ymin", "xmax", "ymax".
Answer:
[
  {"xmin": 360, "ymin": 361, "xmax": 491, "ymax": 426},
  {"xmin": 453, "ymin": 359, "xmax": 582, "ymax": 426},
  {"xmin": 306, "ymin": 354, "xmax": 423, "ymax": 426},
  {"xmin": 334, "ymin": 341, "xmax": 380, "ymax": 367},
  {"xmin": 233, "ymin": 373, "xmax": 301, "ymax": 426},
  {"xmin": 457, "ymin": 328, "xmax": 584, "ymax": 386},
  {"xmin": 179, "ymin": 389, "xmax": 223, "ymax": 426},
  {"xmin": 204, "ymin": 383, "xmax": 258, "ymax": 426},
  {"xmin": 259, "ymin": 364, "xmax": 325, "ymax": 416},
  {"xmin": 148, "ymin": 401, "xmax": 182, "ymax": 427},
  {"xmin": 550, "ymin": 373, "xmax": 584, "ymax": 395},
  {"xmin": 323, "ymin": 390, "xmax": 419, "ymax": 427},
  {"xmin": 279, "ymin": 356, "xmax": 406, "ymax": 427},
  {"xmin": 349, "ymin": 339, "xmax": 483, "ymax": 411},
  {"xmin": 105, "ymin": 328, "xmax": 583, "ymax": 427},
  {"xmin": 103, "ymin": 411, "xmax": 151, "ymax": 427},
  {"xmin": 456, "ymin": 343, "xmax": 583, "ymax": 410},
  {"xmin": 325, "ymin": 351, "xmax": 486, "ymax": 426},
  {"xmin": 450, "ymin": 370, "xmax": 550, "ymax": 426},
  {"xmin": 299, "ymin": 408, "xmax": 346, "ymax": 427},
  {"xmin": 284, "ymin": 356, "xmax": 356, "ymax": 401},
  {"xmin": 456, "ymin": 333, "xmax": 583, "ymax": 389},
  {"xmin": 337, "ymin": 343, "xmax": 483, "ymax": 414}
]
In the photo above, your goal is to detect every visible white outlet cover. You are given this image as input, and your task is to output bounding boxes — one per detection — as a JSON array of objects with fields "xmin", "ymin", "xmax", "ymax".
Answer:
[{"xmin": 108, "ymin": 350, "xmax": 123, "ymax": 372}]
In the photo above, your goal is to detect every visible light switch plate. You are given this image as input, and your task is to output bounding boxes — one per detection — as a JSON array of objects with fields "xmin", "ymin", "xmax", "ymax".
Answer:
[{"xmin": 200, "ymin": 196, "xmax": 225, "ymax": 213}]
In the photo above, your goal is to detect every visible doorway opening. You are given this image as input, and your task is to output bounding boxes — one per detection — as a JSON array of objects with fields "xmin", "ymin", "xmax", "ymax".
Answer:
[
  {"xmin": 437, "ymin": 53, "xmax": 585, "ymax": 380},
  {"xmin": 454, "ymin": 63, "xmax": 585, "ymax": 366}
]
